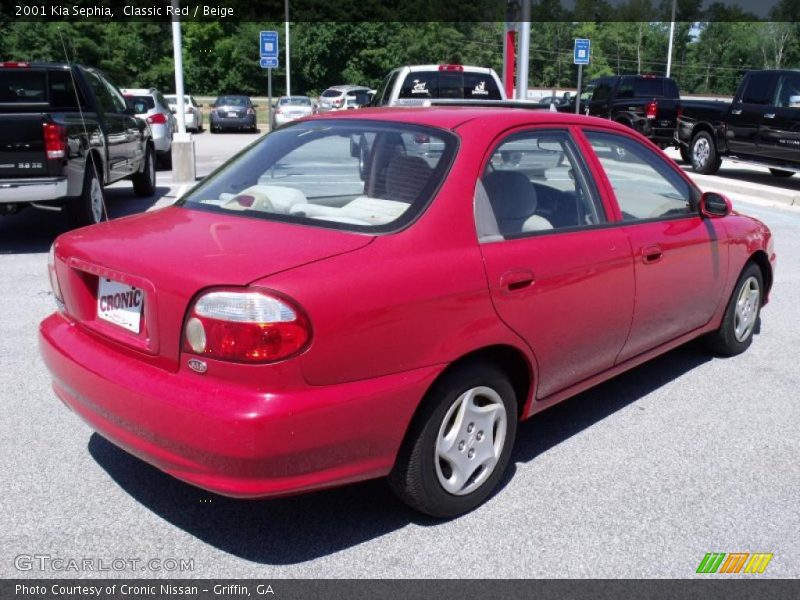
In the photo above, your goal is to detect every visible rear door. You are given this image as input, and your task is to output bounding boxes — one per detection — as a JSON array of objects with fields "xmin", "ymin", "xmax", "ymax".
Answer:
[
  {"xmin": 757, "ymin": 72, "xmax": 800, "ymax": 164},
  {"xmin": 727, "ymin": 72, "xmax": 777, "ymax": 157},
  {"xmin": 82, "ymin": 68, "xmax": 133, "ymax": 181},
  {"xmin": 583, "ymin": 129, "xmax": 728, "ymax": 363},
  {"xmin": 585, "ymin": 78, "xmax": 615, "ymax": 118},
  {"xmin": 476, "ymin": 127, "xmax": 635, "ymax": 399}
]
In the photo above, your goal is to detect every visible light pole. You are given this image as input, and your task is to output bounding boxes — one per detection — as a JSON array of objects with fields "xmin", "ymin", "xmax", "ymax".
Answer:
[
  {"xmin": 515, "ymin": 0, "xmax": 530, "ymax": 101},
  {"xmin": 666, "ymin": 0, "xmax": 677, "ymax": 77},
  {"xmin": 285, "ymin": 0, "xmax": 291, "ymax": 96},
  {"xmin": 170, "ymin": 0, "xmax": 195, "ymax": 184}
]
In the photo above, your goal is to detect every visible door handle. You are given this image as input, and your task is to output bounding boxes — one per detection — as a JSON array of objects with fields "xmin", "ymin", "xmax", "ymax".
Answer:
[
  {"xmin": 731, "ymin": 109, "xmax": 743, "ymax": 115},
  {"xmin": 642, "ymin": 245, "xmax": 663, "ymax": 264},
  {"xmin": 500, "ymin": 270, "xmax": 535, "ymax": 292},
  {"xmin": 764, "ymin": 113, "xmax": 776, "ymax": 119}
]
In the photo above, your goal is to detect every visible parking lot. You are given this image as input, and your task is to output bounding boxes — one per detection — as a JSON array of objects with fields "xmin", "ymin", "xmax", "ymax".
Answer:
[{"xmin": 1, "ymin": 130, "xmax": 798, "ymax": 578}]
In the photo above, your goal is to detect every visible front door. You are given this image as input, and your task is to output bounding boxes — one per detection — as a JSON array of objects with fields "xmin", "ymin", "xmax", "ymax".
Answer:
[
  {"xmin": 757, "ymin": 72, "xmax": 800, "ymax": 165},
  {"xmin": 727, "ymin": 72, "xmax": 777, "ymax": 158}
]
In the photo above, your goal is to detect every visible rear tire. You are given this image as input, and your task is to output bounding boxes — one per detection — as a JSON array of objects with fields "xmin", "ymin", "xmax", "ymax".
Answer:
[
  {"xmin": 67, "ymin": 158, "xmax": 105, "ymax": 228},
  {"xmin": 769, "ymin": 168, "xmax": 793, "ymax": 178},
  {"xmin": 706, "ymin": 262, "xmax": 763, "ymax": 356},
  {"xmin": 690, "ymin": 131, "xmax": 721, "ymax": 174},
  {"xmin": 388, "ymin": 362, "xmax": 518, "ymax": 518},
  {"xmin": 132, "ymin": 145, "xmax": 156, "ymax": 197}
]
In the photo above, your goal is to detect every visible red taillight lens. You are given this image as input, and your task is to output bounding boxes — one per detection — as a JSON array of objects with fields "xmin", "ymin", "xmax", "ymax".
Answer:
[
  {"xmin": 246, "ymin": 107, "xmax": 255, "ymax": 116},
  {"xmin": 676, "ymin": 106, "xmax": 683, "ymax": 121},
  {"xmin": 0, "ymin": 61, "xmax": 29, "ymax": 68},
  {"xmin": 333, "ymin": 98, "xmax": 342, "ymax": 106},
  {"xmin": 646, "ymin": 101, "xmax": 658, "ymax": 119},
  {"xmin": 183, "ymin": 288, "xmax": 311, "ymax": 363},
  {"xmin": 43, "ymin": 122, "xmax": 67, "ymax": 159},
  {"xmin": 147, "ymin": 113, "xmax": 168, "ymax": 125},
  {"xmin": 439, "ymin": 64, "xmax": 464, "ymax": 71}
]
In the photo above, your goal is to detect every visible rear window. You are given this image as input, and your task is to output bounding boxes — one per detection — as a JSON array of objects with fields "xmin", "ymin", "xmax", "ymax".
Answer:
[
  {"xmin": 217, "ymin": 96, "xmax": 248, "ymax": 106},
  {"xmin": 125, "ymin": 95, "xmax": 155, "ymax": 111},
  {"xmin": 281, "ymin": 97, "xmax": 311, "ymax": 106},
  {"xmin": 180, "ymin": 120, "xmax": 458, "ymax": 234},
  {"xmin": 398, "ymin": 71, "xmax": 501, "ymax": 100},
  {"xmin": 0, "ymin": 69, "xmax": 83, "ymax": 107},
  {"xmin": 321, "ymin": 89, "xmax": 342, "ymax": 98},
  {"xmin": 618, "ymin": 78, "xmax": 667, "ymax": 98}
]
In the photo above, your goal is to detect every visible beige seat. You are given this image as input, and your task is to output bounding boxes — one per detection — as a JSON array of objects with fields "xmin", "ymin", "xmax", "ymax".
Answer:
[{"xmin": 482, "ymin": 170, "xmax": 553, "ymax": 235}]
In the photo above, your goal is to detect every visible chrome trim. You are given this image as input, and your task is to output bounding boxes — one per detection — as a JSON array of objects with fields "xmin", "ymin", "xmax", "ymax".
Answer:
[{"xmin": 0, "ymin": 178, "xmax": 68, "ymax": 203}]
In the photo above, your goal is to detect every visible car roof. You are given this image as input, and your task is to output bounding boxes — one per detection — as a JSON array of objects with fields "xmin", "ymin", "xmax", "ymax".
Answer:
[
  {"xmin": 401, "ymin": 64, "xmax": 496, "ymax": 74},
  {"xmin": 304, "ymin": 105, "xmax": 632, "ymax": 132},
  {"xmin": 121, "ymin": 88, "xmax": 157, "ymax": 95},
  {"xmin": 324, "ymin": 85, "xmax": 370, "ymax": 92}
]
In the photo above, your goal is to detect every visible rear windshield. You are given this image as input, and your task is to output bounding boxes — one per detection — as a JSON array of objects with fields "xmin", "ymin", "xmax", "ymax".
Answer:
[
  {"xmin": 125, "ymin": 95, "xmax": 155, "ymax": 111},
  {"xmin": 618, "ymin": 78, "xmax": 675, "ymax": 98},
  {"xmin": 217, "ymin": 96, "xmax": 248, "ymax": 106},
  {"xmin": 321, "ymin": 89, "xmax": 342, "ymax": 98},
  {"xmin": 180, "ymin": 120, "xmax": 458, "ymax": 234},
  {"xmin": 398, "ymin": 71, "xmax": 502, "ymax": 100},
  {"xmin": 280, "ymin": 97, "xmax": 311, "ymax": 106},
  {"xmin": 0, "ymin": 69, "xmax": 83, "ymax": 107}
]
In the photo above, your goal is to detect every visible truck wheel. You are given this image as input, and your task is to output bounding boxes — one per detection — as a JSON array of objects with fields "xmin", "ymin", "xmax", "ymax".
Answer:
[
  {"xmin": 769, "ymin": 168, "xmax": 793, "ymax": 178},
  {"xmin": 67, "ymin": 159, "xmax": 105, "ymax": 228},
  {"xmin": 388, "ymin": 361, "xmax": 517, "ymax": 518},
  {"xmin": 132, "ymin": 145, "xmax": 156, "ymax": 197},
  {"xmin": 679, "ymin": 145, "xmax": 691, "ymax": 163},
  {"xmin": 690, "ymin": 131, "xmax": 721, "ymax": 174}
]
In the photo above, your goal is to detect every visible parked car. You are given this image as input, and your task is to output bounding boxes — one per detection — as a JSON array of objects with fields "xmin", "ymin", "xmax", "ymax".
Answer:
[
  {"xmin": 537, "ymin": 95, "xmax": 565, "ymax": 106},
  {"xmin": 562, "ymin": 75, "xmax": 681, "ymax": 149},
  {"xmin": 209, "ymin": 95, "xmax": 257, "ymax": 133},
  {"xmin": 165, "ymin": 94, "xmax": 203, "ymax": 132},
  {"xmin": 272, "ymin": 95, "xmax": 314, "ymax": 129},
  {"xmin": 40, "ymin": 107, "xmax": 774, "ymax": 517},
  {"xmin": 371, "ymin": 64, "xmax": 506, "ymax": 106},
  {"xmin": 0, "ymin": 61, "xmax": 155, "ymax": 228},
  {"xmin": 317, "ymin": 85, "xmax": 373, "ymax": 112},
  {"xmin": 677, "ymin": 69, "xmax": 800, "ymax": 176},
  {"xmin": 121, "ymin": 88, "xmax": 176, "ymax": 168}
]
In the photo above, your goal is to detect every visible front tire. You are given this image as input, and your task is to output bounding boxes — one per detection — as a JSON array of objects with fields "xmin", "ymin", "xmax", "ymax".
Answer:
[
  {"xmin": 67, "ymin": 158, "xmax": 105, "ymax": 228},
  {"xmin": 132, "ymin": 144, "xmax": 156, "ymax": 197},
  {"xmin": 706, "ymin": 262, "xmax": 763, "ymax": 356},
  {"xmin": 388, "ymin": 362, "xmax": 518, "ymax": 518},
  {"xmin": 690, "ymin": 131, "xmax": 721, "ymax": 174}
]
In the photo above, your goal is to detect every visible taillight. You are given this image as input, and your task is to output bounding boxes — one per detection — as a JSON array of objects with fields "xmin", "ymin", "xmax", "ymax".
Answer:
[
  {"xmin": 43, "ymin": 122, "xmax": 67, "ymax": 159},
  {"xmin": 185, "ymin": 106, "xmax": 194, "ymax": 114},
  {"xmin": 676, "ymin": 105, "xmax": 683, "ymax": 121},
  {"xmin": 183, "ymin": 288, "xmax": 311, "ymax": 363},
  {"xmin": 439, "ymin": 64, "xmax": 464, "ymax": 71},
  {"xmin": 275, "ymin": 107, "xmax": 283, "ymax": 115},
  {"xmin": 646, "ymin": 101, "xmax": 658, "ymax": 119},
  {"xmin": 147, "ymin": 113, "xmax": 168, "ymax": 125},
  {"xmin": 48, "ymin": 243, "xmax": 64, "ymax": 311},
  {"xmin": 333, "ymin": 98, "xmax": 342, "ymax": 107},
  {"xmin": 0, "ymin": 61, "xmax": 29, "ymax": 68},
  {"xmin": 246, "ymin": 107, "xmax": 255, "ymax": 116}
]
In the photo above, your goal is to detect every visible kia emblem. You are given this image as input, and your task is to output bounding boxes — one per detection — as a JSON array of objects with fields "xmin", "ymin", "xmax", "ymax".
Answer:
[{"xmin": 188, "ymin": 358, "xmax": 207, "ymax": 374}]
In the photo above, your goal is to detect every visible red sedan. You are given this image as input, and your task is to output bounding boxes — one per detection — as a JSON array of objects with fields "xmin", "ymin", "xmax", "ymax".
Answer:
[{"xmin": 40, "ymin": 108, "xmax": 775, "ymax": 517}]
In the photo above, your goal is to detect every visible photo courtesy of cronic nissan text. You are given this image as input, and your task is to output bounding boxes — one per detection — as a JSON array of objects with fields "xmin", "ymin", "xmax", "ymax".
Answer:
[{"xmin": 1, "ymin": 0, "xmax": 798, "ymax": 599}]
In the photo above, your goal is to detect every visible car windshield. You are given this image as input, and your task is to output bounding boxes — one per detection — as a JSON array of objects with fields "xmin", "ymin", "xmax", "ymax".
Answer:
[
  {"xmin": 180, "ymin": 120, "xmax": 458, "ymax": 233},
  {"xmin": 217, "ymin": 96, "xmax": 248, "ymax": 106},
  {"xmin": 281, "ymin": 97, "xmax": 312, "ymax": 106}
]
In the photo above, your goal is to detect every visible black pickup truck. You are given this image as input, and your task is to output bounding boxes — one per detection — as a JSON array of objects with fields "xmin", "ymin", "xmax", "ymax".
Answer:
[
  {"xmin": 568, "ymin": 75, "xmax": 681, "ymax": 148},
  {"xmin": 677, "ymin": 69, "xmax": 800, "ymax": 177},
  {"xmin": 0, "ymin": 61, "xmax": 155, "ymax": 228}
]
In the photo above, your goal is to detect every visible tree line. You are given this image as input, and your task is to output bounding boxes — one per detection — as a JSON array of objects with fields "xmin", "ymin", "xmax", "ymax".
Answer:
[{"xmin": 1, "ymin": 20, "xmax": 798, "ymax": 98}]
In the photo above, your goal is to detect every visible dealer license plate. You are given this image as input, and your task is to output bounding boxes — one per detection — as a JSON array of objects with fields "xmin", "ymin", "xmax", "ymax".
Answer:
[
  {"xmin": 228, "ymin": 111, "xmax": 238, "ymax": 118},
  {"xmin": 97, "ymin": 278, "xmax": 143, "ymax": 333}
]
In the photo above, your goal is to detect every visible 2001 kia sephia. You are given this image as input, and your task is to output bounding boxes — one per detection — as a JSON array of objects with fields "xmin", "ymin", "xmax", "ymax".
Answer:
[{"xmin": 40, "ymin": 107, "xmax": 775, "ymax": 517}]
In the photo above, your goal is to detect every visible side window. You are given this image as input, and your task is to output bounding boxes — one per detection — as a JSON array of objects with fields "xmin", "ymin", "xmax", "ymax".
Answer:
[
  {"xmin": 464, "ymin": 73, "xmax": 502, "ymax": 100},
  {"xmin": 475, "ymin": 130, "xmax": 606, "ymax": 241},
  {"xmin": 741, "ymin": 73, "xmax": 775, "ymax": 105},
  {"xmin": 103, "ymin": 78, "xmax": 127, "ymax": 113},
  {"xmin": 84, "ymin": 70, "xmax": 116, "ymax": 115},
  {"xmin": 376, "ymin": 71, "xmax": 398, "ymax": 106},
  {"xmin": 775, "ymin": 74, "xmax": 800, "ymax": 108},
  {"xmin": 398, "ymin": 72, "xmax": 436, "ymax": 99},
  {"xmin": 591, "ymin": 81, "xmax": 612, "ymax": 103},
  {"xmin": 585, "ymin": 131, "xmax": 696, "ymax": 221}
]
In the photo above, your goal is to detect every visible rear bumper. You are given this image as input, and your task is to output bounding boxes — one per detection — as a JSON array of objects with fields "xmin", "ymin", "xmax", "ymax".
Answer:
[
  {"xmin": 0, "ymin": 177, "xmax": 68, "ymax": 204},
  {"xmin": 210, "ymin": 115, "xmax": 256, "ymax": 129},
  {"xmin": 39, "ymin": 312, "xmax": 438, "ymax": 498}
]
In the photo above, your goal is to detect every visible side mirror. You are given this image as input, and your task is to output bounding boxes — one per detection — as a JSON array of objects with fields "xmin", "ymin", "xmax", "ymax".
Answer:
[{"xmin": 700, "ymin": 191, "xmax": 732, "ymax": 218}]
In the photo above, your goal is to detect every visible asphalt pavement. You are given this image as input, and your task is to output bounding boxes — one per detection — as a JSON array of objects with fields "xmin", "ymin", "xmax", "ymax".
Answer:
[{"xmin": 1, "ymin": 131, "xmax": 798, "ymax": 578}]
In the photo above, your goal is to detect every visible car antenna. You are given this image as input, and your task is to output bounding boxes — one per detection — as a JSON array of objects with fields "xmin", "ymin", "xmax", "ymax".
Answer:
[{"xmin": 57, "ymin": 27, "xmax": 108, "ymax": 222}]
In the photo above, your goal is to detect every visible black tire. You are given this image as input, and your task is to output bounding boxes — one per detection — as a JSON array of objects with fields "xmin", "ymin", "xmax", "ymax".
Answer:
[
  {"xmin": 679, "ymin": 144, "xmax": 691, "ymax": 163},
  {"xmin": 706, "ymin": 262, "xmax": 763, "ymax": 356},
  {"xmin": 769, "ymin": 168, "xmax": 794, "ymax": 178},
  {"xmin": 158, "ymin": 149, "xmax": 172, "ymax": 170},
  {"xmin": 690, "ymin": 131, "xmax": 721, "ymax": 174},
  {"xmin": 66, "ymin": 158, "xmax": 105, "ymax": 228},
  {"xmin": 388, "ymin": 361, "xmax": 518, "ymax": 518},
  {"xmin": 131, "ymin": 144, "xmax": 156, "ymax": 197}
]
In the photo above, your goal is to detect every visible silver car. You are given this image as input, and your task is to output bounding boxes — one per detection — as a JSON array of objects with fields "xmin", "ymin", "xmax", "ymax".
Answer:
[
  {"xmin": 122, "ymin": 88, "xmax": 176, "ymax": 168},
  {"xmin": 272, "ymin": 96, "xmax": 314, "ymax": 128},
  {"xmin": 165, "ymin": 94, "xmax": 203, "ymax": 132}
]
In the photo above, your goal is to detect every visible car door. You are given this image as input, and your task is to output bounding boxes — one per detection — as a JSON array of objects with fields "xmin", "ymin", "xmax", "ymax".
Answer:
[
  {"xmin": 583, "ymin": 129, "xmax": 729, "ymax": 363},
  {"xmin": 757, "ymin": 72, "xmax": 800, "ymax": 164},
  {"xmin": 727, "ymin": 72, "xmax": 777, "ymax": 157},
  {"xmin": 477, "ymin": 128, "xmax": 635, "ymax": 399},
  {"xmin": 585, "ymin": 78, "xmax": 615, "ymax": 118}
]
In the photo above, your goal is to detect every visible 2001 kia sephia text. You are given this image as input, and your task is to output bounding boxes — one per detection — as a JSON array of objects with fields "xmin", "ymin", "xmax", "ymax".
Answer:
[{"xmin": 40, "ymin": 107, "xmax": 776, "ymax": 517}]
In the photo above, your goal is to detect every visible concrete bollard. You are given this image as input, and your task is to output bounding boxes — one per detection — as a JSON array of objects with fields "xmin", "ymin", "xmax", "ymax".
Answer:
[{"xmin": 171, "ymin": 132, "xmax": 196, "ymax": 184}]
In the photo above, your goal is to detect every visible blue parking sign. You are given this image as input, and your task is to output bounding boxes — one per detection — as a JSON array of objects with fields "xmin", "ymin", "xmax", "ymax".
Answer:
[
  {"xmin": 574, "ymin": 39, "xmax": 590, "ymax": 65},
  {"xmin": 260, "ymin": 31, "xmax": 279, "ymax": 68}
]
